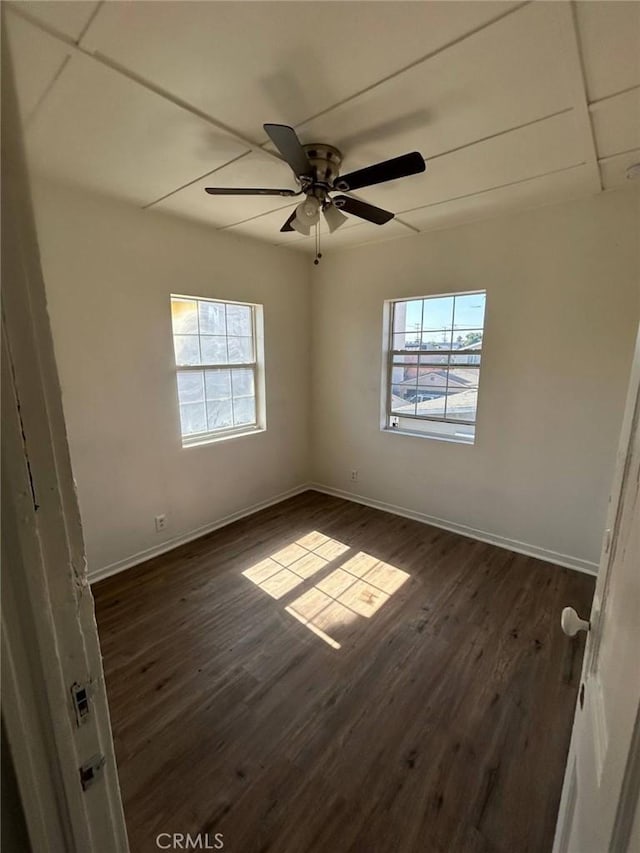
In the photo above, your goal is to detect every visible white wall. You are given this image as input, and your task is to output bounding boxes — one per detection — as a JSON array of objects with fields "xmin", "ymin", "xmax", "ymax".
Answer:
[
  {"xmin": 32, "ymin": 180, "xmax": 310, "ymax": 578},
  {"xmin": 310, "ymin": 190, "xmax": 640, "ymax": 571},
  {"xmin": 33, "ymin": 182, "xmax": 640, "ymax": 578}
]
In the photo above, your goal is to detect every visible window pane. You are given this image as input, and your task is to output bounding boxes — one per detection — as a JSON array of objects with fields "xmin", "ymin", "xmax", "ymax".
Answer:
[
  {"xmin": 420, "ymin": 329, "xmax": 453, "ymax": 351},
  {"xmin": 171, "ymin": 299, "xmax": 198, "ymax": 334},
  {"xmin": 451, "ymin": 351, "xmax": 481, "ymax": 366},
  {"xmin": 391, "ymin": 385, "xmax": 416, "ymax": 415},
  {"xmin": 448, "ymin": 366, "xmax": 480, "ymax": 388},
  {"xmin": 422, "ymin": 296, "xmax": 454, "ymax": 331},
  {"xmin": 419, "ymin": 353, "xmax": 449, "ymax": 366},
  {"xmin": 453, "ymin": 293, "xmax": 485, "ymax": 330},
  {"xmin": 200, "ymin": 336, "xmax": 228, "ymax": 364},
  {"xmin": 393, "ymin": 374, "xmax": 418, "ymax": 393},
  {"xmin": 226, "ymin": 304, "xmax": 253, "ymax": 337},
  {"xmin": 392, "ymin": 351, "xmax": 418, "ymax": 365},
  {"xmin": 207, "ymin": 399, "xmax": 233, "ymax": 430},
  {"xmin": 227, "ymin": 337, "xmax": 253, "ymax": 363},
  {"xmin": 180, "ymin": 402, "xmax": 206, "ymax": 435},
  {"xmin": 453, "ymin": 329, "xmax": 483, "ymax": 351},
  {"xmin": 391, "ymin": 365, "xmax": 407, "ymax": 384},
  {"xmin": 205, "ymin": 369, "xmax": 231, "ymax": 400},
  {"xmin": 387, "ymin": 291, "xmax": 485, "ymax": 433},
  {"xmin": 393, "ymin": 300, "xmax": 423, "ymax": 334},
  {"xmin": 231, "ymin": 368, "xmax": 255, "ymax": 397},
  {"xmin": 445, "ymin": 388, "xmax": 478, "ymax": 421},
  {"xmin": 415, "ymin": 396, "xmax": 447, "ymax": 419},
  {"xmin": 174, "ymin": 335, "xmax": 200, "ymax": 365},
  {"xmin": 177, "ymin": 370, "xmax": 204, "ymax": 404},
  {"xmin": 416, "ymin": 368, "xmax": 449, "ymax": 393},
  {"xmin": 393, "ymin": 332, "xmax": 420, "ymax": 351},
  {"xmin": 233, "ymin": 395, "xmax": 256, "ymax": 426},
  {"xmin": 198, "ymin": 301, "xmax": 225, "ymax": 335}
]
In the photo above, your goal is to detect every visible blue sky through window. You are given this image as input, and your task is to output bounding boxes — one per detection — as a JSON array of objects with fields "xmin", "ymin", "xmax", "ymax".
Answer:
[{"xmin": 398, "ymin": 293, "xmax": 485, "ymax": 336}]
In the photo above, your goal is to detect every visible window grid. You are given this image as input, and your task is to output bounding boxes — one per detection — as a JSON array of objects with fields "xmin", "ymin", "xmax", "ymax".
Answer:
[
  {"xmin": 172, "ymin": 296, "xmax": 259, "ymax": 442},
  {"xmin": 387, "ymin": 292, "xmax": 485, "ymax": 429}
]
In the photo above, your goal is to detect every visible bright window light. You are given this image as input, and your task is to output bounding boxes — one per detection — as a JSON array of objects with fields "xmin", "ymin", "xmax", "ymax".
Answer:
[
  {"xmin": 170, "ymin": 295, "xmax": 264, "ymax": 446},
  {"xmin": 384, "ymin": 290, "xmax": 486, "ymax": 444}
]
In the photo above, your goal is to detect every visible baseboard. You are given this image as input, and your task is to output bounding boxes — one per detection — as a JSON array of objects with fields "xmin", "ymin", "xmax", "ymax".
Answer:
[
  {"xmin": 88, "ymin": 483, "xmax": 312, "ymax": 584},
  {"xmin": 90, "ymin": 481, "xmax": 599, "ymax": 584},
  {"xmin": 309, "ymin": 483, "xmax": 599, "ymax": 576}
]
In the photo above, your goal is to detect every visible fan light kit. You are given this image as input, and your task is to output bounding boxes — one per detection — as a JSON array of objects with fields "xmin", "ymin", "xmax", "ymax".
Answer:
[{"xmin": 205, "ymin": 124, "xmax": 427, "ymax": 263}]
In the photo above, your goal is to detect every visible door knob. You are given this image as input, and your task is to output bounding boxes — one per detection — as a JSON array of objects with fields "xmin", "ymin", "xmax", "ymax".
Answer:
[{"xmin": 561, "ymin": 606, "xmax": 590, "ymax": 637}]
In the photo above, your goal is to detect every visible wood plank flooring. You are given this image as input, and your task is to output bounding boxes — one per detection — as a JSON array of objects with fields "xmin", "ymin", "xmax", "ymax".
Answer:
[{"xmin": 93, "ymin": 491, "xmax": 595, "ymax": 853}]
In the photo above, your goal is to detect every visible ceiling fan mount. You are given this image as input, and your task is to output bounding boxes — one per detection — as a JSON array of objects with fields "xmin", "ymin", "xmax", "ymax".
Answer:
[
  {"xmin": 205, "ymin": 123, "xmax": 427, "ymax": 243},
  {"xmin": 299, "ymin": 143, "xmax": 344, "ymax": 191}
]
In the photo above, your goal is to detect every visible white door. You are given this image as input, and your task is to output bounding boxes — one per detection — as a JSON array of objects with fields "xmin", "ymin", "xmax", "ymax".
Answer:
[{"xmin": 553, "ymin": 326, "xmax": 640, "ymax": 853}]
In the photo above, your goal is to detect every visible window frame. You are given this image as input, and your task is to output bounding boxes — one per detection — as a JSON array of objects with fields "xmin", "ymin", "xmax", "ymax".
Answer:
[
  {"xmin": 171, "ymin": 294, "xmax": 264, "ymax": 447},
  {"xmin": 383, "ymin": 290, "xmax": 486, "ymax": 443}
]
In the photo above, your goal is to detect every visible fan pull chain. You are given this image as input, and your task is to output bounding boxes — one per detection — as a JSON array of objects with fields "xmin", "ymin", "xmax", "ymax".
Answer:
[{"xmin": 314, "ymin": 221, "xmax": 322, "ymax": 265}]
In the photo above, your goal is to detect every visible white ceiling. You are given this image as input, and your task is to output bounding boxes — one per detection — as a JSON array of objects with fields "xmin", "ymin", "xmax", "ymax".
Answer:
[{"xmin": 7, "ymin": 0, "xmax": 640, "ymax": 253}]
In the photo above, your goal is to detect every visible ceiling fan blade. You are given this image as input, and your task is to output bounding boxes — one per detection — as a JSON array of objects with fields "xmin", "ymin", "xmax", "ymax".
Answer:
[
  {"xmin": 205, "ymin": 187, "xmax": 299, "ymax": 196},
  {"xmin": 332, "ymin": 195, "xmax": 395, "ymax": 225},
  {"xmin": 264, "ymin": 124, "xmax": 312, "ymax": 179},
  {"xmin": 280, "ymin": 209, "xmax": 298, "ymax": 232},
  {"xmin": 334, "ymin": 151, "xmax": 426, "ymax": 192}
]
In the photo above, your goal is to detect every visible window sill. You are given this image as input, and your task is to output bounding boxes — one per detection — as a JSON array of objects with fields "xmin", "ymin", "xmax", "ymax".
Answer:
[
  {"xmin": 381, "ymin": 426, "xmax": 475, "ymax": 445},
  {"xmin": 182, "ymin": 426, "xmax": 265, "ymax": 449}
]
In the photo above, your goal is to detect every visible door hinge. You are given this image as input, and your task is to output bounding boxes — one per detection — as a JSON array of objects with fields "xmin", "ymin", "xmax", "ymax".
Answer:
[{"xmin": 79, "ymin": 754, "xmax": 106, "ymax": 791}]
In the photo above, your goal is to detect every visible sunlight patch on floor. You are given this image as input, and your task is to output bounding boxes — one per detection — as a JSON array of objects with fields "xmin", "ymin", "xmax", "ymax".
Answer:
[
  {"xmin": 243, "ymin": 534, "xmax": 410, "ymax": 649},
  {"xmin": 242, "ymin": 532, "xmax": 347, "ymax": 599}
]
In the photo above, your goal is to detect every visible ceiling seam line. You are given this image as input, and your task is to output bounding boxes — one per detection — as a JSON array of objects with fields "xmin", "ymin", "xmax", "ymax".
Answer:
[
  {"xmin": 220, "ymin": 160, "xmax": 588, "ymax": 238},
  {"xmin": 397, "ymin": 162, "xmax": 587, "ymax": 215},
  {"xmin": 394, "ymin": 218, "xmax": 420, "ymax": 234},
  {"xmin": 189, "ymin": 110, "xmax": 578, "ymax": 234},
  {"xmin": 6, "ymin": 2, "xmax": 84, "ymax": 48},
  {"xmin": 588, "ymin": 84, "xmax": 640, "ymax": 111},
  {"xmin": 76, "ymin": 1, "xmax": 105, "ymax": 45},
  {"xmin": 5, "ymin": 2, "xmax": 283, "ymax": 165},
  {"xmin": 135, "ymin": 100, "xmax": 576, "ymax": 221},
  {"xmin": 91, "ymin": 49, "xmax": 270, "ymax": 153},
  {"xmin": 232, "ymin": 187, "xmax": 412, "ymax": 236},
  {"xmin": 426, "ymin": 108, "xmax": 574, "ymax": 163},
  {"xmin": 568, "ymin": 0, "xmax": 603, "ymax": 190},
  {"xmin": 277, "ymin": 0, "xmax": 532, "ymax": 134},
  {"xmin": 597, "ymin": 147, "xmax": 640, "ymax": 165},
  {"xmin": 145, "ymin": 106, "xmax": 568, "ymax": 214},
  {"xmin": 8, "ymin": 0, "xmax": 533, "ymax": 168},
  {"xmin": 142, "ymin": 152, "xmax": 254, "ymax": 209},
  {"xmin": 219, "ymin": 201, "xmax": 297, "ymax": 231},
  {"xmin": 196, "ymin": 107, "xmax": 584, "ymax": 234},
  {"xmin": 296, "ymin": 179, "xmax": 597, "ymax": 250},
  {"xmin": 401, "ymin": 190, "xmax": 603, "ymax": 239}
]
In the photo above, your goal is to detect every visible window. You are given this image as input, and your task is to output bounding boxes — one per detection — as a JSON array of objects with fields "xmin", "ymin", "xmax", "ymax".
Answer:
[
  {"xmin": 170, "ymin": 295, "xmax": 264, "ymax": 446},
  {"xmin": 384, "ymin": 291, "xmax": 486, "ymax": 444}
]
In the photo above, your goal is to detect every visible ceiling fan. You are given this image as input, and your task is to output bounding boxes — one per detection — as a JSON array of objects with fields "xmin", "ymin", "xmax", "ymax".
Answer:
[{"xmin": 205, "ymin": 123, "xmax": 426, "ymax": 244}]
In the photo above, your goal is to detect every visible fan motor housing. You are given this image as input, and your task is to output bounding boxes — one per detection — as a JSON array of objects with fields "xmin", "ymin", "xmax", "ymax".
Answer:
[{"xmin": 303, "ymin": 144, "xmax": 343, "ymax": 189}]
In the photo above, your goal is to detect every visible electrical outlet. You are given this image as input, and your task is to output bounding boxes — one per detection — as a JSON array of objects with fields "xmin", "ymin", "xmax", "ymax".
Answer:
[
  {"xmin": 154, "ymin": 514, "xmax": 167, "ymax": 532},
  {"xmin": 351, "ymin": 470, "xmax": 359, "ymax": 482}
]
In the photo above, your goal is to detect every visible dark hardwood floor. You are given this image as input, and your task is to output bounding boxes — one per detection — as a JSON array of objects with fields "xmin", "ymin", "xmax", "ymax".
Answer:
[{"xmin": 93, "ymin": 491, "xmax": 595, "ymax": 853}]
